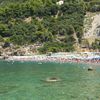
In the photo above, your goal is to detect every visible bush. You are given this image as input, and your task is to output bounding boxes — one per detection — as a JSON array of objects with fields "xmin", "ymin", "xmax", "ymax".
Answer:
[{"xmin": 0, "ymin": 35, "xmax": 4, "ymax": 42}]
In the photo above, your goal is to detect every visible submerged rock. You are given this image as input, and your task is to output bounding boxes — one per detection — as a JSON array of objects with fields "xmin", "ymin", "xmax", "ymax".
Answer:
[
  {"xmin": 88, "ymin": 67, "xmax": 94, "ymax": 71},
  {"xmin": 45, "ymin": 77, "xmax": 61, "ymax": 82}
]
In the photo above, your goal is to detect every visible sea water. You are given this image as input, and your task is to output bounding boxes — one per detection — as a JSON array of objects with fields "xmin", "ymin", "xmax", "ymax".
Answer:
[{"xmin": 0, "ymin": 61, "xmax": 100, "ymax": 100}]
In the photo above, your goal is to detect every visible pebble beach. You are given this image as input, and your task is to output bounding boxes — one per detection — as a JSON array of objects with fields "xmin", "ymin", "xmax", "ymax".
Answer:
[{"xmin": 2, "ymin": 52, "xmax": 100, "ymax": 64}]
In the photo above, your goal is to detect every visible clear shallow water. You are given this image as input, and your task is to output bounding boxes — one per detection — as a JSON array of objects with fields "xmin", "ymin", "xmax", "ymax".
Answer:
[{"xmin": 0, "ymin": 61, "xmax": 100, "ymax": 100}]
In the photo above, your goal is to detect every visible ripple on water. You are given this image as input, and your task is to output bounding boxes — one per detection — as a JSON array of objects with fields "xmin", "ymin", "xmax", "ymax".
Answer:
[{"xmin": 0, "ymin": 85, "xmax": 18, "ymax": 95}]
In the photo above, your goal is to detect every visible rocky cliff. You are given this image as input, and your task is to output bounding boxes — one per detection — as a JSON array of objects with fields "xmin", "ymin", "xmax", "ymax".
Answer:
[{"xmin": 83, "ymin": 12, "xmax": 100, "ymax": 44}]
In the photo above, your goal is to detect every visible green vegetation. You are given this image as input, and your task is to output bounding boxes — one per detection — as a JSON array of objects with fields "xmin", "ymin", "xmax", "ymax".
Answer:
[
  {"xmin": 85, "ymin": 0, "xmax": 100, "ymax": 12},
  {"xmin": 92, "ymin": 39, "xmax": 100, "ymax": 50},
  {"xmin": 0, "ymin": 0, "xmax": 100, "ymax": 53}
]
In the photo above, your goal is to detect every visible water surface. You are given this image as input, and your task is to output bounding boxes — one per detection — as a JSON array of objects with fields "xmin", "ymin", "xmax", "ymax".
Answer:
[{"xmin": 0, "ymin": 61, "xmax": 100, "ymax": 100}]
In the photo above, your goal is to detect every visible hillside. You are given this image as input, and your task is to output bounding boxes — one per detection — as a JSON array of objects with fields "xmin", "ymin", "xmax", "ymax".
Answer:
[{"xmin": 0, "ymin": 0, "xmax": 100, "ymax": 55}]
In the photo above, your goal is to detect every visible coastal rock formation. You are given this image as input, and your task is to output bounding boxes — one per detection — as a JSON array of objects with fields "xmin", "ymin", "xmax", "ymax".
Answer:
[
  {"xmin": 83, "ymin": 12, "xmax": 100, "ymax": 44},
  {"xmin": 0, "ymin": 43, "xmax": 40, "ymax": 56},
  {"xmin": 88, "ymin": 67, "xmax": 94, "ymax": 71}
]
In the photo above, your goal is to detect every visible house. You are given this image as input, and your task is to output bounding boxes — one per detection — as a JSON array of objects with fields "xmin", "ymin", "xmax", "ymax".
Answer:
[{"xmin": 56, "ymin": 0, "xmax": 64, "ymax": 5}]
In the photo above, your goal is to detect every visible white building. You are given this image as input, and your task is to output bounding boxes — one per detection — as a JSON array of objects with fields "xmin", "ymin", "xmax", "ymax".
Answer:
[{"xmin": 56, "ymin": 0, "xmax": 64, "ymax": 5}]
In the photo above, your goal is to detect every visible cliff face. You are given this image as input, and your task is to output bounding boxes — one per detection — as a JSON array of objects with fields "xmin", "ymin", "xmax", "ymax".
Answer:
[{"xmin": 83, "ymin": 12, "xmax": 100, "ymax": 44}]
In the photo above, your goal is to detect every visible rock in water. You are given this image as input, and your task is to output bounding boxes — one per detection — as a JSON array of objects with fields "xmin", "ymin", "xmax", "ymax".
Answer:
[{"xmin": 88, "ymin": 67, "xmax": 93, "ymax": 71}]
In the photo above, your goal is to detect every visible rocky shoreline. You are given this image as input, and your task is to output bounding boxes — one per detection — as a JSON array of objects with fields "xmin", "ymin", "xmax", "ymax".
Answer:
[
  {"xmin": 0, "ymin": 42, "xmax": 42, "ymax": 56},
  {"xmin": 0, "ymin": 52, "xmax": 100, "ymax": 64},
  {"xmin": 0, "ymin": 42, "xmax": 100, "ymax": 64}
]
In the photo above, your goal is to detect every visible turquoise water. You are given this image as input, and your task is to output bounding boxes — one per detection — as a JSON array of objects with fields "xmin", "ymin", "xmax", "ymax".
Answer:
[{"xmin": 0, "ymin": 61, "xmax": 100, "ymax": 100}]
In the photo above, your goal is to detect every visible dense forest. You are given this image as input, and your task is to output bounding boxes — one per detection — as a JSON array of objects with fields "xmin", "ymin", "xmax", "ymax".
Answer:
[{"xmin": 0, "ymin": 0, "xmax": 100, "ymax": 53}]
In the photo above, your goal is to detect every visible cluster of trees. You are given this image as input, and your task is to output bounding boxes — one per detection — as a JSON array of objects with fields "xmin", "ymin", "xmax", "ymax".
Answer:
[
  {"xmin": 92, "ymin": 39, "xmax": 100, "ymax": 50},
  {"xmin": 85, "ymin": 0, "xmax": 100, "ymax": 12},
  {"xmin": 0, "ymin": 0, "xmax": 99, "ymax": 53}
]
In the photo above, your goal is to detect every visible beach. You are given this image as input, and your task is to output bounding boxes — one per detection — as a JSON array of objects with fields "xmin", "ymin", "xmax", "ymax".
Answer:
[{"xmin": 2, "ymin": 52, "xmax": 100, "ymax": 64}]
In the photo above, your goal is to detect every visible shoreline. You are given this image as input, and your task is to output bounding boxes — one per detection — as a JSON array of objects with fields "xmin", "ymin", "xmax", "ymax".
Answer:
[{"xmin": 0, "ymin": 52, "xmax": 100, "ymax": 64}]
